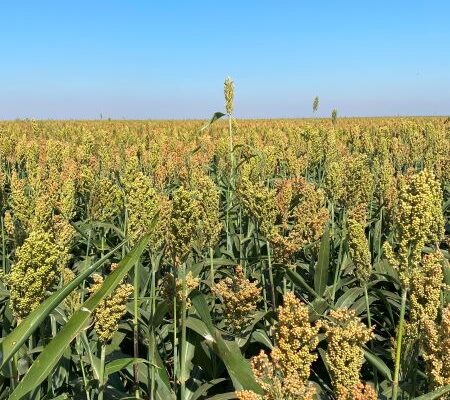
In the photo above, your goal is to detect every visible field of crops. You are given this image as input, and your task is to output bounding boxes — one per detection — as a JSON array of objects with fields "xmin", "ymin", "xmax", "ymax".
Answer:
[{"xmin": 0, "ymin": 100, "xmax": 449, "ymax": 398}]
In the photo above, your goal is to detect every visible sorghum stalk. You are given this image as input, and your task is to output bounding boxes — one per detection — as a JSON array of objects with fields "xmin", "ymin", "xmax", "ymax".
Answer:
[
  {"xmin": 81, "ymin": 228, "xmax": 92, "ymax": 304},
  {"xmin": 1, "ymin": 215, "xmax": 6, "ymax": 275},
  {"xmin": 364, "ymin": 285, "xmax": 372, "ymax": 328},
  {"xmin": 266, "ymin": 240, "xmax": 276, "ymax": 311},
  {"xmin": 210, "ymin": 246, "xmax": 215, "ymax": 315},
  {"xmin": 75, "ymin": 337, "xmax": 91, "ymax": 400},
  {"xmin": 149, "ymin": 256, "xmax": 158, "ymax": 400},
  {"xmin": 133, "ymin": 261, "xmax": 140, "ymax": 398},
  {"xmin": 392, "ymin": 288, "xmax": 407, "ymax": 400},
  {"xmin": 331, "ymin": 210, "xmax": 346, "ymax": 302},
  {"xmin": 209, "ymin": 247, "xmax": 214, "ymax": 290},
  {"xmin": 172, "ymin": 265, "xmax": 178, "ymax": 397},
  {"xmin": 180, "ymin": 262, "xmax": 188, "ymax": 399},
  {"xmin": 98, "ymin": 343, "xmax": 106, "ymax": 400}
]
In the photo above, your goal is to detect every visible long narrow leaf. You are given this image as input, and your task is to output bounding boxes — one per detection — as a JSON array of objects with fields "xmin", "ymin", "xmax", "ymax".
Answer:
[
  {"xmin": 363, "ymin": 348, "xmax": 392, "ymax": 382},
  {"xmin": 412, "ymin": 385, "xmax": 450, "ymax": 400},
  {"xmin": 191, "ymin": 293, "xmax": 262, "ymax": 394},
  {"xmin": 9, "ymin": 234, "xmax": 151, "ymax": 400},
  {"xmin": 0, "ymin": 241, "xmax": 125, "ymax": 368}
]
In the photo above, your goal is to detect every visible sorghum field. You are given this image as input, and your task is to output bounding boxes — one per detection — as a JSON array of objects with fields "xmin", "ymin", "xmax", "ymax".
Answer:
[{"xmin": 0, "ymin": 85, "xmax": 449, "ymax": 400}]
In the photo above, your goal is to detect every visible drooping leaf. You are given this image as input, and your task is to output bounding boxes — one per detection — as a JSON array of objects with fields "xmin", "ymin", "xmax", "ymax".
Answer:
[
  {"xmin": 200, "ymin": 112, "xmax": 226, "ymax": 131},
  {"xmin": 0, "ymin": 241, "xmax": 125, "ymax": 368},
  {"xmin": 9, "ymin": 234, "xmax": 151, "ymax": 400}
]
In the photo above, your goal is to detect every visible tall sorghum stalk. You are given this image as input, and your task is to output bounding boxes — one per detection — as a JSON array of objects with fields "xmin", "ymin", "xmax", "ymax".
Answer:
[
  {"xmin": 180, "ymin": 262, "xmax": 188, "ymax": 399},
  {"xmin": 1, "ymin": 215, "xmax": 6, "ymax": 275},
  {"xmin": 98, "ymin": 343, "xmax": 106, "ymax": 400},
  {"xmin": 392, "ymin": 288, "xmax": 407, "ymax": 400},
  {"xmin": 172, "ymin": 263, "xmax": 178, "ymax": 398},
  {"xmin": 224, "ymin": 77, "xmax": 234, "ymax": 252},
  {"xmin": 148, "ymin": 254, "xmax": 160, "ymax": 399},
  {"xmin": 266, "ymin": 239, "xmax": 276, "ymax": 311},
  {"xmin": 133, "ymin": 261, "xmax": 140, "ymax": 398}
]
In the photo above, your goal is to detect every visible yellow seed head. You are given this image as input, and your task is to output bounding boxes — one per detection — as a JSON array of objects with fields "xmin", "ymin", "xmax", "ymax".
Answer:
[
  {"xmin": 89, "ymin": 273, "xmax": 133, "ymax": 343},
  {"xmin": 213, "ymin": 266, "xmax": 261, "ymax": 333},
  {"xmin": 319, "ymin": 308, "xmax": 374, "ymax": 400},
  {"xmin": 248, "ymin": 292, "xmax": 318, "ymax": 400},
  {"xmin": 160, "ymin": 271, "xmax": 200, "ymax": 312},
  {"xmin": 384, "ymin": 169, "xmax": 444, "ymax": 288},
  {"xmin": 347, "ymin": 207, "xmax": 372, "ymax": 283},
  {"xmin": 8, "ymin": 230, "xmax": 61, "ymax": 319},
  {"xmin": 224, "ymin": 77, "xmax": 234, "ymax": 115},
  {"xmin": 423, "ymin": 305, "xmax": 450, "ymax": 389}
]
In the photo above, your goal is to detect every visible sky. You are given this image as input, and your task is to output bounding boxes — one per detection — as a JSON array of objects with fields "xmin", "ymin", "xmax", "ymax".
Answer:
[{"xmin": 0, "ymin": 1, "xmax": 449, "ymax": 119}]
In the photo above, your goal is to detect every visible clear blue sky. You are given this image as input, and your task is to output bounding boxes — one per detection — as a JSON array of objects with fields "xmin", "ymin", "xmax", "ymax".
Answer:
[{"xmin": 1, "ymin": 1, "xmax": 449, "ymax": 119}]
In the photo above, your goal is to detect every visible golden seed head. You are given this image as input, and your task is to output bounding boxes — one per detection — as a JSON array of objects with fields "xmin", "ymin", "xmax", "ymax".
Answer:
[
  {"xmin": 319, "ymin": 308, "xmax": 374, "ymax": 400},
  {"xmin": 407, "ymin": 251, "xmax": 444, "ymax": 339},
  {"xmin": 4, "ymin": 210, "xmax": 15, "ymax": 237},
  {"xmin": 347, "ymin": 209, "xmax": 372, "ymax": 283},
  {"xmin": 8, "ymin": 230, "xmax": 61, "ymax": 319},
  {"xmin": 160, "ymin": 271, "xmax": 200, "ymax": 312},
  {"xmin": 224, "ymin": 76, "xmax": 234, "ymax": 115},
  {"xmin": 422, "ymin": 305, "xmax": 450, "ymax": 388},
  {"xmin": 89, "ymin": 274, "xmax": 134, "ymax": 343},
  {"xmin": 384, "ymin": 169, "xmax": 444, "ymax": 288},
  {"xmin": 213, "ymin": 265, "xmax": 261, "ymax": 333},
  {"xmin": 248, "ymin": 292, "xmax": 318, "ymax": 399},
  {"xmin": 235, "ymin": 390, "xmax": 262, "ymax": 400},
  {"xmin": 90, "ymin": 177, "xmax": 124, "ymax": 223},
  {"xmin": 270, "ymin": 178, "xmax": 329, "ymax": 264}
]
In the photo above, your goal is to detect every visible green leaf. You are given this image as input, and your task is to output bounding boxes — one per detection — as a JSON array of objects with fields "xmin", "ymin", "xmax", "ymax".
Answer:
[
  {"xmin": 412, "ymin": 385, "xmax": 450, "ymax": 400},
  {"xmin": 47, "ymin": 395, "xmax": 70, "ymax": 400},
  {"xmin": 188, "ymin": 378, "xmax": 226, "ymax": 400},
  {"xmin": 251, "ymin": 330, "xmax": 273, "ymax": 349},
  {"xmin": 0, "ymin": 241, "xmax": 125, "ymax": 368},
  {"xmin": 200, "ymin": 112, "xmax": 226, "ymax": 131},
  {"xmin": 191, "ymin": 293, "xmax": 262, "ymax": 394},
  {"xmin": 285, "ymin": 268, "xmax": 321, "ymax": 299},
  {"xmin": 207, "ymin": 393, "xmax": 239, "ymax": 400},
  {"xmin": 9, "ymin": 234, "xmax": 151, "ymax": 400},
  {"xmin": 335, "ymin": 287, "xmax": 363, "ymax": 308},
  {"xmin": 363, "ymin": 348, "xmax": 392, "ymax": 382},
  {"xmin": 314, "ymin": 225, "xmax": 330, "ymax": 296},
  {"xmin": 105, "ymin": 357, "xmax": 149, "ymax": 377},
  {"xmin": 179, "ymin": 331, "xmax": 196, "ymax": 384}
]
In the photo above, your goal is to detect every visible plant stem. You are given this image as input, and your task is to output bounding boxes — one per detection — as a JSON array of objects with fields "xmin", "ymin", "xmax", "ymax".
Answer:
[
  {"xmin": 392, "ymin": 288, "xmax": 407, "ymax": 400},
  {"xmin": 173, "ymin": 264, "xmax": 178, "ymax": 398},
  {"xmin": 364, "ymin": 284, "xmax": 372, "ymax": 328},
  {"xmin": 76, "ymin": 337, "xmax": 91, "ymax": 400},
  {"xmin": 98, "ymin": 344, "xmax": 106, "ymax": 400},
  {"xmin": 133, "ymin": 261, "xmax": 140, "ymax": 398},
  {"xmin": 266, "ymin": 240, "xmax": 276, "ymax": 311},
  {"xmin": 331, "ymin": 209, "xmax": 346, "ymax": 303},
  {"xmin": 209, "ymin": 247, "xmax": 214, "ymax": 291},
  {"xmin": 1, "ymin": 216, "xmax": 6, "ymax": 275},
  {"xmin": 180, "ymin": 262, "xmax": 188, "ymax": 399},
  {"xmin": 149, "ymin": 257, "xmax": 157, "ymax": 400}
]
